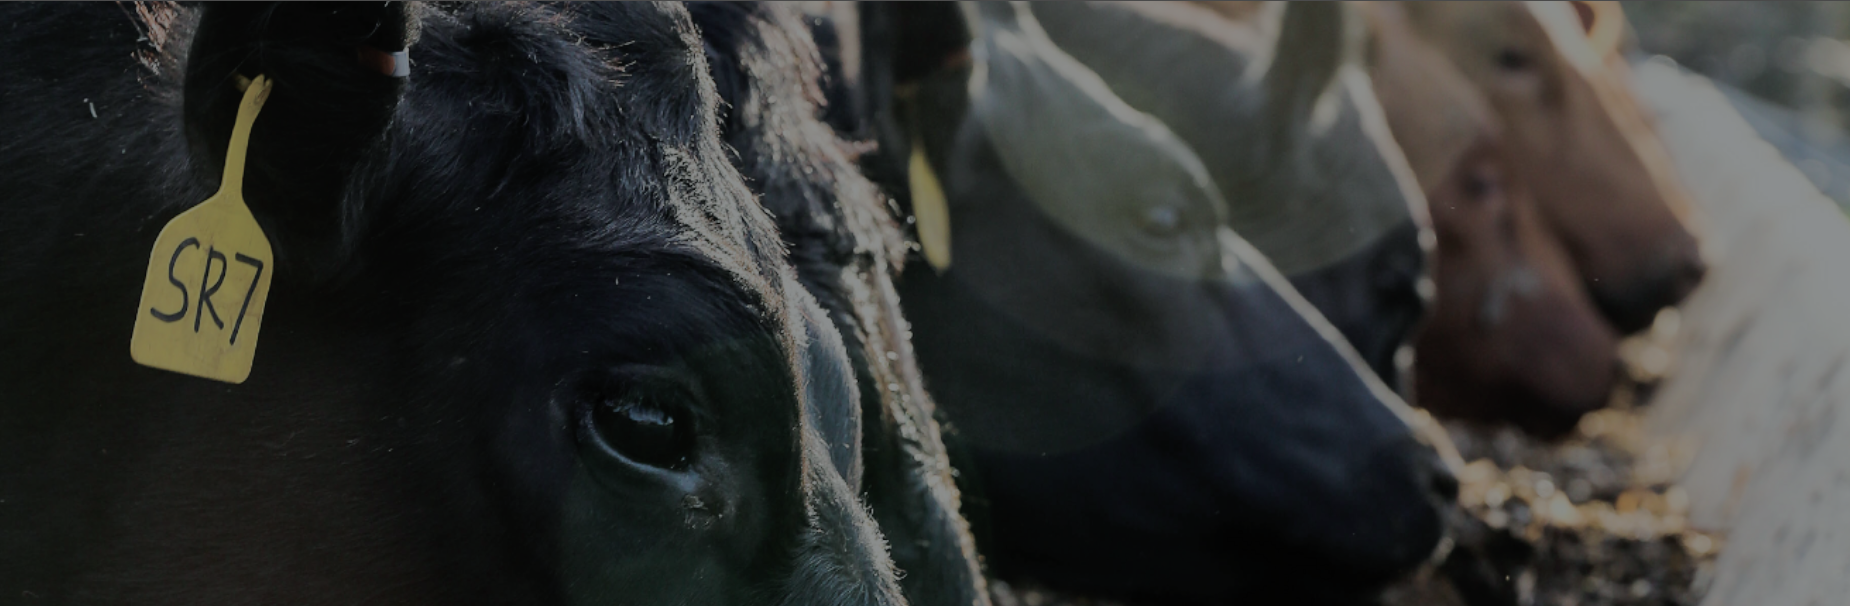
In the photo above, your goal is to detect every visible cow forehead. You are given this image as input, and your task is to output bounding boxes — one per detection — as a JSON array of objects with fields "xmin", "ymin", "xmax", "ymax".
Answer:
[
  {"xmin": 1363, "ymin": 1, "xmax": 1498, "ymax": 192},
  {"xmin": 373, "ymin": 4, "xmax": 790, "ymax": 315},
  {"xmin": 1407, "ymin": 2, "xmax": 1535, "ymax": 57},
  {"xmin": 1082, "ymin": 2, "xmax": 1421, "ymax": 274},
  {"xmin": 1227, "ymin": 71, "xmax": 1421, "ymax": 275},
  {"xmin": 1523, "ymin": 1, "xmax": 1611, "ymax": 77},
  {"xmin": 1441, "ymin": 2, "xmax": 1593, "ymax": 78}
]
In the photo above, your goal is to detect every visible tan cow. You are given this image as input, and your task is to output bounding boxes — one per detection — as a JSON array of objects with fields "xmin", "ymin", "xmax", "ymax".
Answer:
[
  {"xmin": 1402, "ymin": 1, "xmax": 1705, "ymax": 334},
  {"xmin": 1363, "ymin": 1, "xmax": 1618, "ymax": 435}
]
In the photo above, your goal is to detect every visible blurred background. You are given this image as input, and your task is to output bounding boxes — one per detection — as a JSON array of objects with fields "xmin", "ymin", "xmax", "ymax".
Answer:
[{"xmin": 1624, "ymin": 1, "xmax": 1850, "ymax": 210}]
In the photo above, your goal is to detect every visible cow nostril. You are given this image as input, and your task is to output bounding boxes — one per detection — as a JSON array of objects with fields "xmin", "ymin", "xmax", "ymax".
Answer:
[
  {"xmin": 1429, "ymin": 458, "xmax": 1460, "ymax": 501},
  {"xmin": 1373, "ymin": 436, "xmax": 1460, "ymax": 503},
  {"xmin": 1598, "ymin": 245, "xmax": 1709, "ymax": 335},
  {"xmin": 1409, "ymin": 442, "xmax": 1460, "ymax": 502},
  {"xmin": 1656, "ymin": 241, "xmax": 1708, "ymax": 305},
  {"xmin": 1675, "ymin": 254, "xmax": 1708, "ymax": 295}
]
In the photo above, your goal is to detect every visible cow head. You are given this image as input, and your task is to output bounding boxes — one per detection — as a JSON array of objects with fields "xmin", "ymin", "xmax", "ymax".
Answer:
[
  {"xmin": 1030, "ymin": 1, "xmax": 1433, "ymax": 390},
  {"xmin": 1364, "ymin": 1, "xmax": 1620, "ymax": 437},
  {"xmin": 856, "ymin": 3, "xmax": 1456, "ymax": 602},
  {"xmin": 0, "ymin": 3, "xmax": 902, "ymax": 604},
  {"xmin": 676, "ymin": 3, "xmax": 992, "ymax": 606},
  {"xmin": 1404, "ymin": 0, "xmax": 1705, "ymax": 334}
]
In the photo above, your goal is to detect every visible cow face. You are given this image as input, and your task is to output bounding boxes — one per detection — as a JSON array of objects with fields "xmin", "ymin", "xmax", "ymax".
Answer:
[
  {"xmin": 1404, "ymin": 0, "xmax": 1706, "ymax": 334},
  {"xmin": 1364, "ymin": 1, "xmax": 1619, "ymax": 436},
  {"xmin": 1411, "ymin": 144, "xmax": 1622, "ymax": 437},
  {"xmin": 0, "ymin": 3, "xmax": 900, "ymax": 605},
  {"xmin": 675, "ymin": 4, "xmax": 993, "ymax": 606},
  {"xmin": 1031, "ymin": 1, "xmax": 1433, "ymax": 389},
  {"xmin": 858, "ymin": 3, "xmax": 1455, "ymax": 603}
]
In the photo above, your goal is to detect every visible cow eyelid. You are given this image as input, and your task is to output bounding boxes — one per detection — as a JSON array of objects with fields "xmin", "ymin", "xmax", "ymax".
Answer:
[
  {"xmin": 576, "ymin": 367, "xmax": 705, "ymax": 471},
  {"xmin": 1496, "ymin": 48, "xmax": 1533, "ymax": 71}
]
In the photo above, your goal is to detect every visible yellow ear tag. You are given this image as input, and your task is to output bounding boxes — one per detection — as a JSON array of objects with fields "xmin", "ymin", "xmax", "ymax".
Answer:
[
  {"xmin": 130, "ymin": 74, "xmax": 277, "ymax": 384},
  {"xmin": 908, "ymin": 142, "xmax": 953, "ymax": 272}
]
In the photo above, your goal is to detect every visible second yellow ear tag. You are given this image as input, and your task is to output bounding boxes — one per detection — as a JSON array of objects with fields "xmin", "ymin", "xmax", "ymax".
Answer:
[
  {"xmin": 130, "ymin": 75, "xmax": 277, "ymax": 384},
  {"xmin": 909, "ymin": 141, "xmax": 953, "ymax": 272}
]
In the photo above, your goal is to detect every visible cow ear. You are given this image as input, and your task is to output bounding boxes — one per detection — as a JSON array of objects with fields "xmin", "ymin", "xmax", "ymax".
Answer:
[
  {"xmin": 1262, "ymin": 1, "xmax": 1352, "ymax": 117},
  {"xmin": 183, "ymin": 2, "xmax": 415, "ymax": 255},
  {"xmin": 1568, "ymin": 1, "xmax": 1627, "ymax": 59},
  {"xmin": 1260, "ymin": 0, "xmax": 1356, "ymax": 152},
  {"xmin": 858, "ymin": 2, "xmax": 968, "ymax": 271}
]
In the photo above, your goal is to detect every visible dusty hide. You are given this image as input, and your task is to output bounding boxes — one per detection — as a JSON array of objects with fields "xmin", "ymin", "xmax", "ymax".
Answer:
[{"xmin": 1633, "ymin": 57, "xmax": 1850, "ymax": 606}]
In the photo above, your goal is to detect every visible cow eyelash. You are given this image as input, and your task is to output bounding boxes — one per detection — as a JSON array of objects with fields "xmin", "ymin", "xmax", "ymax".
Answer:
[
  {"xmin": 1496, "ymin": 48, "xmax": 1533, "ymax": 71},
  {"xmin": 576, "ymin": 368, "xmax": 701, "ymax": 471}
]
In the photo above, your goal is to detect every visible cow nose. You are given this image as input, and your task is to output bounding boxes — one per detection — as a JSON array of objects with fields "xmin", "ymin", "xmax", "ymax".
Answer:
[
  {"xmin": 1386, "ymin": 433, "xmax": 1458, "ymax": 503},
  {"xmin": 1632, "ymin": 243, "xmax": 1707, "ymax": 331},
  {"xmin": 1342, "ymin": 434, "xmax": 1454, "ymax": 576},
  {"xmin": 1665, "ymin": 249, "xmax": 1707, "ymax": 306},
  {"xmin": 1366, "ymin": 433, "xmax": 1456, "ymax": 504},
  {"xmin": 1424, "ymin": 447, "xmax": 1460, "ymax": 502},
  {"xmin": 1595, "ymin": 242, "xmax": 1708, "ymax": 334}
]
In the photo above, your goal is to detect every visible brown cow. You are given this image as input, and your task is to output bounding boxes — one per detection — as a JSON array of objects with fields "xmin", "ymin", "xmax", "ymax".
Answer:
[
  {"xmin": 1403, "ymin": 1, "xmax": 1705, "ymax": 334},
  {"xmin": 1364, "ymin": 1, "xmax": 1619, "ymax": 436}
]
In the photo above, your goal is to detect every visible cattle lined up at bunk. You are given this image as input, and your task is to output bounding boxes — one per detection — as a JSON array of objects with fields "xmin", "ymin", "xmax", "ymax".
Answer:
[
  {"xmin": 0, "ymin": 2, "xmax": 1713, "ymax": 605},
  {"xmin": 1029, "ymin": 1, "xmax": 1432, "ymax": 392},
  {"xmin": 677, "ymin": 4, "xmax": 989, "ymax": 604},
  {"xmin": 850, "ymin": 3, "xmax": 1451, "ymax": 603}
]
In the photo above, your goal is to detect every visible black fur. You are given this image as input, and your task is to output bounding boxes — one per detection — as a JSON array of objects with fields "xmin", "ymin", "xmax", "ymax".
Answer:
[
  {"xmin": 0, "ymin": 2, "xmax": 900, "ymax": 604},
  {"xmin": 847, "ymin": 3, "xmax": 1453, "ymax": 604},
  {"xmin": 679, "ymin": 4, "xmax": 990, "ymax": 606},
  {"xmin": 1028, "ymin": 1, "xmax": 1430, "ymax": 390}
]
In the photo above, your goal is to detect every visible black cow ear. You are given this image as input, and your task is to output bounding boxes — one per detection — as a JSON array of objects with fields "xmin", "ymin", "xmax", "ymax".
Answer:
[
  {"xmin": 856, "ymin": 2, "xmax": 968, "ymax": 269},
  {"xmin": 182, "ymin": 2, "xmax": 415, "ymax": 255},
  {"xmin": 1260, "ymin": 1, "xmax": 1353, "ymax": 131}
]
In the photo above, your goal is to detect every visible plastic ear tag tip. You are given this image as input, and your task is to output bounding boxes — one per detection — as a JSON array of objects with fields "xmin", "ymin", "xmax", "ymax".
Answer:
[
  {"xmin": 130, "ymin": 74, "xmax": 277, "ymax": 384},
  {"xmin": 358, "ymin": 46, "xmax": 411, "ymax": 78},
  {"xmin": 909, "ymin": 143, "xmax": 953, "ymax": 272},
  {"xmin": 386, "ymin": 50, "xmax": 410, "ymax": 78}
]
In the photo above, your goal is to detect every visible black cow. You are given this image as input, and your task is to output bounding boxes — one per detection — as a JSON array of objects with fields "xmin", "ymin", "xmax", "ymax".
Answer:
[
  {"xmin": 850, "ymin": 3, "xmax": 1455, "ymax": 604},
  {"xmin": 1029, "ymin": 1, "xmax": 1433, "ymax": 392},
  {"xmin": 676, "ymin": 4, "xmax": 990, "ymax": 606},
  {"xmin": 0, "ymin": 3, "xmax": 902, "ymax": 604}
]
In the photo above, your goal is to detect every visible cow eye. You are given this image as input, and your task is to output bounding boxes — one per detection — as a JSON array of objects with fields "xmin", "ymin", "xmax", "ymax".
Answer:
[
  {"xmin": 1135, "ymin": 204, "xmax": 1186, "ymax": 238},
  {"xmin": 1495, "ymin": 48, "xmax": 1532, "ymax": 72},
  {"xmin": 1462, "ymin": 163, "xmax": 1501, "ymax": 203},
  {"xmin": 582, "ymin": 375, "xmax": 696, "ymax": 470}
]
